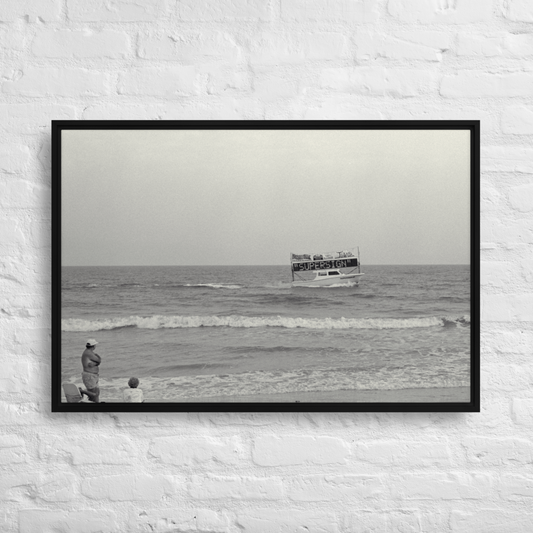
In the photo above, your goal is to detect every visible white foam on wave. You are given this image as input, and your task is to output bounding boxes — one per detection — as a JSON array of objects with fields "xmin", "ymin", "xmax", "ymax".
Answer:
[
  {"xmin": 294, "ymin": 281, "xmax": 359, "ymax": 288},
  {"xmin": 62, "ymin": 314, "xmax": 469, "ymax": 332},
  {"xmin": 184, "ymin": 283, "xmax": 242, "ymax": 290}
]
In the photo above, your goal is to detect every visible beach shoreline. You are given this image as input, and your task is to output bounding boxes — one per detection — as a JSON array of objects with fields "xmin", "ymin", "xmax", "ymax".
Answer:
[{"xmin": 98, "ymin": 387, "xmax": 470, "ymax": 404}]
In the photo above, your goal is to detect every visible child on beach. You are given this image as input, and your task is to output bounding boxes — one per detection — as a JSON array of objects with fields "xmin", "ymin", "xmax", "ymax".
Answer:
[{"xmin": 123, "ymin": 377, "xmax": 144, "ymax": 403}]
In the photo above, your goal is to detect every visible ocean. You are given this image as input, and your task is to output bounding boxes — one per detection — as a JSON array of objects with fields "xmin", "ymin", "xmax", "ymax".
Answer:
[{"xmin": 61, "ymin": 264, "xmax": 471, "ymax": 403}]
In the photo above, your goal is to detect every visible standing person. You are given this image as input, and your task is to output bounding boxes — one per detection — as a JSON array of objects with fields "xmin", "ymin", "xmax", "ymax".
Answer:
[
  {"xmin": 123, "ymin": 377, "xmax": 144, "ymax": 403},
  {"xmin": 81, "ymin": 339, "xmax": 101, "ymax": 403}
]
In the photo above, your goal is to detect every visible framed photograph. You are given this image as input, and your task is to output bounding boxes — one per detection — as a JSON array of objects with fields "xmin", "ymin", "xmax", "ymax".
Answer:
[{"xmin": 51, "ymin": 120, "xmax": 480, "ymax": 412}]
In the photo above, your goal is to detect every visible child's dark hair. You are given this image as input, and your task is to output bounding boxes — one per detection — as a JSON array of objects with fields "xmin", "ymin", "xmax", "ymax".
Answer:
[{"xmin": 128, "ymin": 377, "xmax": 139, "ymax": 388}]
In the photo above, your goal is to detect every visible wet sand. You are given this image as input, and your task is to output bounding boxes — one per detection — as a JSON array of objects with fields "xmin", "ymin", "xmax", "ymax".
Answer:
[
  {"xmin": 169, "ymin": 387, "xmax": 470, "ymax": 404},
  {"xmin": 95, "ymin": 387, "xmax": 470, "ymax": 404}
]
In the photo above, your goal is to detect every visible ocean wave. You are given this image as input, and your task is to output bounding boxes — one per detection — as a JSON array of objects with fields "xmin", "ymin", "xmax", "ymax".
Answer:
[
  {"xmin": 293, "ymin": 281, "xmax": 360, "ymax": 288},
  {"xmin": 62, "ymin": 314, "xmax": 471, "ymax": 332},
  {"xmin": 66, "ymin": 282, "xmax": 243, "ymax": 291},
  {"xmin": 252, "ymin": 293, "xmax": 327, "ymax": 306},
  {"xmin": 183, "ymin": 283, "xmax": 242, "ymax": 290}
]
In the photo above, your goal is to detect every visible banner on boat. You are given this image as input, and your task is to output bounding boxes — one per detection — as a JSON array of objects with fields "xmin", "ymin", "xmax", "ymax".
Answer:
[
  {"xmin": 292, "ymin": 257, "xmax": 358, "ymax": 272},
  {"xmin": 291, "ymin": 250, "xmax": 355, "ymax": 262}
]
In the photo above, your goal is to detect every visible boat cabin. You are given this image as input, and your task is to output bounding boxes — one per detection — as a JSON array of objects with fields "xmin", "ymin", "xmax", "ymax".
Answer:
[{"xmin": 315, "ymin": 269, "xmax": 342, "ymax": 278}]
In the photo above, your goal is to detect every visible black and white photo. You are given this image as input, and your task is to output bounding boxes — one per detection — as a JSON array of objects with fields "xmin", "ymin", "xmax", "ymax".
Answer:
[{"xmin": 52, "ymin": 120, "xmax": 480, "ymax": 412}]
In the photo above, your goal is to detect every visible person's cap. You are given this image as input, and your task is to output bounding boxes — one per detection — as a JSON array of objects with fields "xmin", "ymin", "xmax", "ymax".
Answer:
[{"xmin": 86, "ymin": 339, "xmax": 98, "ymax": 347}]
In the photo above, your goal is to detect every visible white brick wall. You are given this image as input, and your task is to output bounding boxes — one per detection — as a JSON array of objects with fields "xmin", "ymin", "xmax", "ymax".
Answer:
[{"xmin": 0, "ymin": 0, "xmax": 532, "ymax": 531}]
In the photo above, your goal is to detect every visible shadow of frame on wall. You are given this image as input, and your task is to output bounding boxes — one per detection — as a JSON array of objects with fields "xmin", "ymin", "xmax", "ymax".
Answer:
[{"xmin": 51, "ymin": 120, "xmax": 480, "ymax": 413}]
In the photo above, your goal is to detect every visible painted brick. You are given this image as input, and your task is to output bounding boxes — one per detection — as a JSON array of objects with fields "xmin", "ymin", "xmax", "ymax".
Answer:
[
  {"xmin": 19, "ymin": 510, "xmax": 121, "ymax": 533},
  {"xmin": 355, "ymin": 30, "xmax": 451, "ymax": 61},
  {"xmin": 508, "ymin": 183, "xmax": 533, "ymax": 212},
  {"xmin": 253, "ymin": 71, "xmax": 299, "ymax": 101},
  {"xmin": 505, "ymin": 33, "xmax": 533, "ymax": 57},
  {"xmin": 482, "ymin": 217, "xmax": 533, "ymax": 244},
  {"xmin": 512, "ymin": 398, "xmax": 533, "ymax": 426},
  {"xmin": 250, "ymin": 33, "xmax": 305, "ymax": 66},
  {"xmin": 139, "ymin": 31, "xmax": 242, "ymax": 64},
  {"xmin": 389, "ymin": 105, "xmax": 495, "ymax": 132},
  {"xmin": 0, "ymin": 103, "xmax": 77, "ymax": 134},
  {"xmin": 304, "ymin": 33, "xmax": 349, "ymax": 61},
  {"xmin": 482, "ymin": 294, "xmax": 533, "ymax": 321},
  {"xmin": 236, "ymin": 509, "xmax": 339, "ymax": 533},
  {"xmin": 0, "ymin": 0, "xmax": 61, "ymax": 22},
  {"xmin": 0, "ymin": 361, "xmax": 32, "ymax": 392},
  {"xmin": 250, "ymin": 32, "xmax": 348, "ymax": 66},
  {"xmin": 500, "ymin": 474, "xmax": 533, "ymax": 499},
  {"xmin": 482, "ymin": 146, "xmax": 533, "ymax": 173},
  {"xmin": 0, "ymin": 179, "xmax": 49, "ymax": 210},
  {"xmin": 499, "ymin": 365, "xmax": 533, "ymax": 390},
  {"xmin": 82, "ymin": 474, "xmax": 179, "ymax": 501},
  {"xmin": 201, "ymin": 412, "xmax": 284, "ymax": 426},
  {"xmin": 503, "ymin": 0, "xmax": 533, "ymax": 22},
  {"xmin": 133, "ymin": 508, "xmax": 230, "ymax": 532},
  {"xmin": 118, "ymin": 66, "xmax": 199, "ymax": 96},
  {"xmin": 463, "ymin": 436, "xmax": 533, "ymax": 465},
  {"xmin": 281, "ymin": 0, "xmax": 379, "ymax": 23},
  {"xmin": 178, "ymin": 0, "xmax": 272, "ymax": 21},
  {"xmin": 35, "ymin": 472, "xmax": 77, "ymax": 502},
  {"xmin": 355, "ymin": 440, "xmax": 452, "ymax": 466},
  {"xmin": 482, "ymin": 182, "xmax": 504, "ymax": 212},
  {"xmin": 67, "ymin": 0, "xmax": 167, "ymax": 22},
  {"xmin": 82, "ymin": 103, "xmax": 169, "ymax": 120},
  {"xmin": 204, "ymin": 65, "xmax": 250, "ymax": 95},
  {"xmin": 253, "ymin": 436, "xmax": 349, "ymax": 466},
  {"xmin": 386, "ymin": 510, "xmax": 430, "ymax": 532},
  {"xmin": 320, "ymin": 67, "xmax": 437, "ymax": 96},
  {"xmin": 304, "ymin": 98, "xmax": 384, "ymax": 119},
  {"xmin": 0, "ymin": 472, "xmax": 36, "ymax": 501},
  {"xmin": 188, "ymin": 475, "xmax": 283, "ymax": 500},
  {"xmin": 340, "ymin": 511, "xmax": 388, "ymax": 531},
  {"xmin": 441, "ymin": 71, "xmax": 533, "ymax": 98},
  {"xmin": 481, "ymin": 261, "xmax": 516, "ymax": 289},
  {"xmin": 451, "ymin": 509, "xmax": 533, "ymax": 532},
  {"xmin": 485, "ymin": 328, "xmax": 533, "ymax": 354},
  {"xmin": 39, "ymin": 435, "xmax": 137, "ymax": 464},
  {"xmin": 12, "ymin": 326, "xmax": 51, "ymax": 356},
  {"xmin": 2, "ymin": 67, "xmax": 112, "ymax": 97},
  {"xmin": 149, "ymin": 436, "xmax": 242, "ymax": 465},
  {"xmin": 84, "ymin": 99, "xmax": 261, "ymax": 121},
  {"xmin": 0, "ymin": 434, "xmax": 27, "ymax": 464},
  {"xmin": 108, "ymin": 411, "xmax": 193, "ymax": 429},
  {"xmin": 286, "ymin": 474, "xmax": 385, "ymax": 502},
  {"xmin": 0, "ymin": 401, "xmax": 42, "ymax": 426},
  {"xmin": 388, "ymin": 0, "xmax": 492, "ymax": 23},
  {"xmin": 501, "ymin": 106, "xmax": 533, "ymax": 134},
  {"xmin": 0, "ymin": 21, "xmax": 26, "ymax": 52},
  {"xmin": 31, "ymin": 29, "xmax": 130, "ymax": 58},
  {"xmin": 456, "ymin": 34, "xmax": 503, "ymax": 57},
  {"xmin": 0, "ymin": 144, "xmax": 31, "ymax": 174},
  {"xmin": 396, "ymin": 473, "xmax": 492, "ymax": 500}
]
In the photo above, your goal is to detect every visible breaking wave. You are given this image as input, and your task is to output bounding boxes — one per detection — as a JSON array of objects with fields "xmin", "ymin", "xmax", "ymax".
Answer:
[{"xmin": 62, "ymin": 314, "xmax": 470, "ymax": 332}]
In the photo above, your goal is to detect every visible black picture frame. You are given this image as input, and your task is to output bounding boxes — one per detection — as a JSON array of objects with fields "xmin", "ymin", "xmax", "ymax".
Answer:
[{"xmin": 51, "ymin": 120, "xmax": 480, "ymax": 413}]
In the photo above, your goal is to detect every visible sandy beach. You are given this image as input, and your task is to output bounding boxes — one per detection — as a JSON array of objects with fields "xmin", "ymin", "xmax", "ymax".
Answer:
[
  {"xmin": 94, "ymin": 387, "xmax": 470, "ymax": 405},
  {"xmin": 160, "ymin": 387, "xmax": 470, "ymax": 404}
]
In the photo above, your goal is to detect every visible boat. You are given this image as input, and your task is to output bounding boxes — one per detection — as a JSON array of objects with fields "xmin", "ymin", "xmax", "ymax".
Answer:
[{"xmin": 290, "ymin": 248, "xmax": 364, "ymax": 287}]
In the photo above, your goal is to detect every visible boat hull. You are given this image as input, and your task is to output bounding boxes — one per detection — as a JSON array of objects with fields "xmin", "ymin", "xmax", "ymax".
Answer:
[{"xmin": 292, "ymin": 273, "xmax": 364, "ymax": 287}]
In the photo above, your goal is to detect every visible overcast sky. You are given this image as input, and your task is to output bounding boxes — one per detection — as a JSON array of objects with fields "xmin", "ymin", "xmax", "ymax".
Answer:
[{"xmin": 61, "ymin": 127, "xmax": 471, "ymax": 266}]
